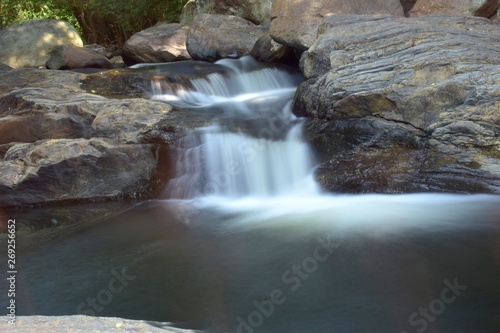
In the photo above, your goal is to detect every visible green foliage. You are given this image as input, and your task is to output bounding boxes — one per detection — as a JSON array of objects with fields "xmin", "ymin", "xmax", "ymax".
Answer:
[
  {"xmin": 0, "ymin": 0, "xmax": 189, "ymax": 45},
  {"xmin": 0, "ymin": 0, "xmax": 80, "ymax": 30}
]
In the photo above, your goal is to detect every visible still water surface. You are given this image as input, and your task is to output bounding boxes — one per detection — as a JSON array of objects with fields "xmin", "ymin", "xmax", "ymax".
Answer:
[{"xmin": 1, "ymin": 195, "xmax": 499, "ymax": 333}]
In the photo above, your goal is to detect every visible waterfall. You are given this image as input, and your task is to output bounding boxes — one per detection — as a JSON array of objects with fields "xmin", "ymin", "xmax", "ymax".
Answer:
[{"xmin": 152, "ymin": 56, "xmax": 319, "ymax": 199}]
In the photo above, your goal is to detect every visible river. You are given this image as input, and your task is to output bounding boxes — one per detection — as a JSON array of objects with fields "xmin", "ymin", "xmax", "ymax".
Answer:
[{"xmin": 1, "ymin": 57, "xmax": 499, "ymax": 333}]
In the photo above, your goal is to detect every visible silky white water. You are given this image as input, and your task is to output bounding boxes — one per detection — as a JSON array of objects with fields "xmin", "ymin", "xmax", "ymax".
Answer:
[
  {"xmin": 157, "ymin": 56, "xmax": 318, "ymax": 199},
  {"xmin": 151, "ymin": 56, "xmax": 500, "ymax": 236}
]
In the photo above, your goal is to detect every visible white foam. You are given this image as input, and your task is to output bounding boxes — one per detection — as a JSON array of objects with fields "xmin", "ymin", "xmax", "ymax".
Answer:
[{"xmin": 191, "ymin": 193, "xmax": 500, "ymax": 236}]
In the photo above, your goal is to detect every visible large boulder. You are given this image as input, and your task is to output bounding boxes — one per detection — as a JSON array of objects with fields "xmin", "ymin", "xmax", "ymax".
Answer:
[
  {"xmin": 186, "ymin": 14, "xmax": 267, "ymax": 61},
  {"xmin": 297, "ymin": 14, "xmax": 500, "ymax": 193},
  {"xmin": 217, "ymin": 0, "xmax": 273, "ymax": 24},
  {"xmin": 0, "ymin": 20, "xmax": 83, "ymax": 68},
  {"xmin": 45, "ymin": 45, "xmax": 113, "ymax": 70},
  {"xmin": 269, "ymin": 0, "xmax": 404, "ymax": 50},
  {"xmin": 0, "ymin": 67, "xmax": 216, "ymax": 207},
  {"xmin": 195, "ymin": 0, "xmax": 273, "ymax": 24},
  {"xmin": 0, "ymin": 138, "xmax": 156, "ymax": 206},
  {"xmin": 122, "ymin": 24, "xmax": 191, "ymax": 66},
  {"xmin": 408, "ymin": 0, "xmax": 491, "ymax": 17}
]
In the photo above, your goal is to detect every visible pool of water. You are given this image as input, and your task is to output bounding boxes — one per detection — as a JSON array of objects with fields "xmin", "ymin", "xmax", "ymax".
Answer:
[{"xmin": 1, "ymin": 194, "xmax": 499, "ymax": 333}]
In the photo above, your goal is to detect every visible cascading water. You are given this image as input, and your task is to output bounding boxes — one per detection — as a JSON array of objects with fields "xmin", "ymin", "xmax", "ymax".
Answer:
[
  {"xmin": 153, "ymin": 56, "xmax": 319, "ymax": 199},
  {"xmin": 147, "ymin": 55, "xmax": 500, "ymax": 233}
]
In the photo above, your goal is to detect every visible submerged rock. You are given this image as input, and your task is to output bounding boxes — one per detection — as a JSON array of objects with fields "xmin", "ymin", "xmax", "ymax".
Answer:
[{"xmin": 299, "ymin": 14, "xmax": 500, "ymax": 193}]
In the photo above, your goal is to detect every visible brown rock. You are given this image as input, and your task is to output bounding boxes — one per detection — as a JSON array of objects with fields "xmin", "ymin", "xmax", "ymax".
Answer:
[
  {"xmin": 474, "ymin": 0, "xmax": 500, "ymax": 18},
  {"xmin": 0, "ymin": 86, "xmax": 105, "ymax": 144},
  {"xmin": 408, "ymin": 0, "xmax": 490, "ymax": 17},
  {"xmin": 181, "ymin": 0, "xmax": 273, "ymax": 24},
  {"xmin": 0, "ymin": 66, "xmax": 219, "ymax": 206},
  {"xmin": 122, "ymin": 24, "xmax": 191, "ymax": 66},
  {"xmin": 207, "ymin": 0, "xmax": 273, "ymax": 24},
  {"xmin": 269, "ymin": 0, "xmax": 404, "ymax": 50},
  {"xmin": 186, "ymin": 14, "xmax": 267, "ymax": 61},
  {"xmin": 0, "ymin": 138, "xmax": 156, "ymax": 207},
  {"xmin": 45, "ymin": 45, "xmax": 113, "ymax": 70}
]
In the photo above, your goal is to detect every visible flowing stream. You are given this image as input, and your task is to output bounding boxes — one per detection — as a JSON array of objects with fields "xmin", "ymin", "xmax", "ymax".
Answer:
[
  {"xmin": 153, "ymin": 56, "xmax": 318, "ymax": 199},
  {"xmin": 1, "ymin": 57, "xmax": 500, "ymax": 333}
]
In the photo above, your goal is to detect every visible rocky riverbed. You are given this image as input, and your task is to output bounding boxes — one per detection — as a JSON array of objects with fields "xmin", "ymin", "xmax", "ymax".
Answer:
[
  {"xmin": 1, "ymin": 2, "xmax": 500, "ymax": 332},
  {"xmin": 1, "ymin": 0, "xmax": 499, "ymax": 206}
]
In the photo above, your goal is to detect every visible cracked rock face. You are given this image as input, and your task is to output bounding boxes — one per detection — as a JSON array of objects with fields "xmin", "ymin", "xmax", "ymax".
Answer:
[{"xmin": 298, "ymin": 15, "xmax": 500, "ymax": 193}]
